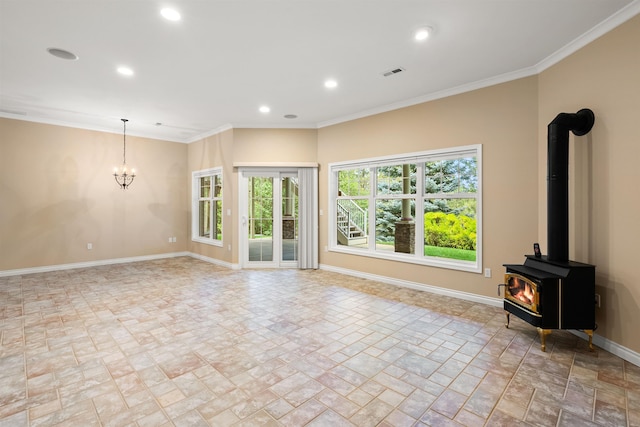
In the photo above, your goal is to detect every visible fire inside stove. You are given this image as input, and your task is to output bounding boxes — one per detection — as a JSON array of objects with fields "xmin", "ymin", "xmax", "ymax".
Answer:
[{"xmin": 505, "ymin": 273, "xmax": 539, "ymax": 313}]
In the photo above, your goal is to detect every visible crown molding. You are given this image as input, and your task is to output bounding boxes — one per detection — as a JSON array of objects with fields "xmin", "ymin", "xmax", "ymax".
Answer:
[{"xmin": 535, "ymin": 0, "xmax": 640, "ymax": 73}]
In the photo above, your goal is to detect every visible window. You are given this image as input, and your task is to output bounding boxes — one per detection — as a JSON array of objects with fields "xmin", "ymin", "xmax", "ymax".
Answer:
[
  {"xmin": 192, "ymin": 167, "xmax": 223, "ymax": 246},
  {"xmin": 329, "ymin": 145, "xmax": 481, "ymax": 273}
]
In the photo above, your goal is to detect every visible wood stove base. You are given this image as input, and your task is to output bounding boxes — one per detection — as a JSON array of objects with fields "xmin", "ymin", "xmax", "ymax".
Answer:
[{"xmin": 505, "ymin": 311, "xmax": 594, "ymax": 352}]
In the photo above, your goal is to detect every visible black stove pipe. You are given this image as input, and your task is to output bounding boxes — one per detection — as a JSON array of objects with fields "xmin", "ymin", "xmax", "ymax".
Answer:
[{"xmin": 547, "ymin": 108, "xmax": 595, "ymax": 261}]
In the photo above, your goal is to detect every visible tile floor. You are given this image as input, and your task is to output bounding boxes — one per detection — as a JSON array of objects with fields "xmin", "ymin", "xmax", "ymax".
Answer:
[{"xmin": 0, "ymin": 257, "xmax": 638, "ymax": 426}]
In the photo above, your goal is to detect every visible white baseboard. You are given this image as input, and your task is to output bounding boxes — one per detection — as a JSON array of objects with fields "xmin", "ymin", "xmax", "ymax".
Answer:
[
  {"xmin": 319, "ymin": 263, "xmax": 640, "ymax": 368},
  {"xmin": 0, "ymin": 252, "xmax": 191, "ymax": 277},
  {"xmin": 319, "ymin": 263, "xmax": 504, "ymax": 308},
  {"xmin": 187, "ymin": 252, "xmax": 240, "ymax": 270},
  {"xmin": 0, "ymin": 251, "xmax": 242, "ymax": 277},
  {"xmin": 570, "ymin": 330, "xmax": 640, "ymax": 367}
]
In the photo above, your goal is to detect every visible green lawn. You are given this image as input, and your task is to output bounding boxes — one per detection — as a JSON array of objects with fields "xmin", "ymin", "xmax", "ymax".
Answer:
[
  {"xmin": 424, "ymin": 245, "xmax": 476, "ymax": 261},
  {"xmin": 374, "ymin": 241, "xmax": 476, "ymax": 262}
]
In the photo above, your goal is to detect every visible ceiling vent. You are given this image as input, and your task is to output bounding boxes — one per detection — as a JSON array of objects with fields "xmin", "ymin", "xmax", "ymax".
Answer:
[{"xmin": 382, "ymin": 67, "xmax": 405, "ymax": 77}]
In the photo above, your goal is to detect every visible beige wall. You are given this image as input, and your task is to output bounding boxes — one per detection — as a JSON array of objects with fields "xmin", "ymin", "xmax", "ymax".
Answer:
[
  {"xmin": 0, "ymin": 119, "xmax": 188, "ymax": 270},
  {"xmin": 232, "ymin": 128, "xmax": 318, "ymax": 164},
  {"xmin": 538, "ymin": 14, "xmax": 640, "ymax": 354},
  {"xmin": 187, "ymin": 129, "xmax": 236, "ymax": 264},
  {"xmin": 187, "ymin": 128, "xmax": 317, "ymax": 265},
  {"xmin": 317, "ymin": 76, "xmax": 539, "ymax": 300}
]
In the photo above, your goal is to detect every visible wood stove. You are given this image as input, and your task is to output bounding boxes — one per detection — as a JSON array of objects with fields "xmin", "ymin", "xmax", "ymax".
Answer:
[
  {"xmin": 501, "ymin": 108, "xmax": 596, "ymax": 352},
  {"xmin": 503, "ymin": 256, "xmax": 595, "ymax": 351}
]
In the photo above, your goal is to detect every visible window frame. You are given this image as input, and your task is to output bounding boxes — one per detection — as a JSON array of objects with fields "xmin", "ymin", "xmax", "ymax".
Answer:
[
  {"xmin": 192, "ymin": 167, "xmax": 223, "ymax": 247},
  {"xmin": 328, "ymin": 145, "xmax": 482, "ymax": 273}
]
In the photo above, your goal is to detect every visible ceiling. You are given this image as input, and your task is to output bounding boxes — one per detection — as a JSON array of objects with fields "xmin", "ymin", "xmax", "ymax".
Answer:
[{"xmin": 1, "ymin": 0, "xmax": 638, "ymax": 143}]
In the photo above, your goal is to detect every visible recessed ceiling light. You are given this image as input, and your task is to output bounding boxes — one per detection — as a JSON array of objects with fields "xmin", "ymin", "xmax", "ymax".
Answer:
[
  {"xmin": 259, "ymin": 106, "xmax": 270, "ymax": 113},
  {"xmin": 324, "ymin": 79, "xmax": 338, "ymax": 89},
  {"xmin": 414, "ymin": 27, "xmax": 432, "ymax": 41},
  {"xmin": 117, "ymin": 66, "xmax": 134, "ymax": 76},
  {"xmin": 47, "ymin": 47, "xmax": 78, "ymax": 60},
  {"xmin": 160, "ymin": 8, "xmax": 181, "ymax": 21},
  {"xmin": 284, "ymin": 114, "xmax": 298, "ymax": 119}
]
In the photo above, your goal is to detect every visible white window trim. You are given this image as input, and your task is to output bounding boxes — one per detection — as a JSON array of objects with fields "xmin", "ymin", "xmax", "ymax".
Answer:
[
  {"xmin": 192, "ymin": 167, "xmax": 223, "ymax": 247},
  {"xmin": 328, "ymin": 144, "xmax": 482, "ymax": 273}
]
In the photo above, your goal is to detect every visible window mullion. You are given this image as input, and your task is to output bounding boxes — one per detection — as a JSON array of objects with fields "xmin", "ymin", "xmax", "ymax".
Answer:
[
  {"xmin": 368, "ymin": 166, "xmax": 376, "ymax": 250},
  {"xmin": 416, "ymin": 163, "xmax": 424, "ymax": 257},
  {"xmin": 209, "ymin": 192, "xmax": 214, "ymax": 242}
]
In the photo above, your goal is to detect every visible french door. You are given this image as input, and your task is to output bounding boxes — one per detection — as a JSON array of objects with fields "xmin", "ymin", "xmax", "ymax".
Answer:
[{"xmin": 239, "ymin": 169, "xmax": 299, "ymax": 268}]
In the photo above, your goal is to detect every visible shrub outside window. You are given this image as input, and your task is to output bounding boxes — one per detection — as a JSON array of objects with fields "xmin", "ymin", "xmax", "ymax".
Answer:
[
  {"xmin": 192, "ymin": 168, "xmax": 223, "ymax": 246},
  {"xmin": 329, "ymin": 145, "xmax": 481, "ymax": 273}
]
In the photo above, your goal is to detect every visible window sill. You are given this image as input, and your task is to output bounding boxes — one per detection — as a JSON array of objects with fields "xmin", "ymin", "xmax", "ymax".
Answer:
[
  {"xmin": 329, "ymin": 245, "xmax": 481, "ymax": 273},
  {"xmin": 191, "ymin": 237, "xmax": 223, "ymax": 247}
]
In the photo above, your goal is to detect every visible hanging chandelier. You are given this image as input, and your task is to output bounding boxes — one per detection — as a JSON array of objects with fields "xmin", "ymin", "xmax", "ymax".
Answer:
[{"xmin": 113, "ymin": 118, "xmax": 136, "ymax": 189}]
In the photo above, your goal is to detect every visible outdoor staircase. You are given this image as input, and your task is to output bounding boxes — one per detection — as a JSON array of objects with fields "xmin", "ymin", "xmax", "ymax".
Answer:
[{"xmin": 337, "ymin": 200, "xmax": 368, "ymax": 246}]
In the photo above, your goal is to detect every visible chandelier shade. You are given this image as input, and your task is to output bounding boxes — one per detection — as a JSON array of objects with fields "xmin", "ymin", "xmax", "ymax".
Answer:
[{"xmin": 113, "ymin": 118, "xmax": 136, "ymax": 189}]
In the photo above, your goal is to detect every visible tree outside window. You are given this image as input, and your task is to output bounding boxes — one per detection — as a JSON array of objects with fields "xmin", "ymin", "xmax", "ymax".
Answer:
[{"xmin": 329, "ymin": 145, "xmax": 481, "ymax": 273}]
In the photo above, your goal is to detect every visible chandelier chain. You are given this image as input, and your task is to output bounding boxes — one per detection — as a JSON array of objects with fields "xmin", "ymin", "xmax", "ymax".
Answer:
[
  {"xmin": 122, "ymin": 118, "xmax": 128, "ymax": 166},
  {"xmin": 113, "ymin": 118, "xmax": 135, "ymax": 189}
]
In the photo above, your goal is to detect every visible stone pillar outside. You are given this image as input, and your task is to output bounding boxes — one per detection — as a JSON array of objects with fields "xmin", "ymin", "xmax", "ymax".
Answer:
[
  {"xmin": 282, "ymin": 217, "xmax": 296, "ymax": 239},
  {"xmin": 395, "ymin": 221, "xmax": 415, "ymax": 254}
]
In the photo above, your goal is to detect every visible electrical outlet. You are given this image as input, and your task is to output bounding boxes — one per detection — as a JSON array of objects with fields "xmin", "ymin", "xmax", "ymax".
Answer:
[
  {"xmin": 87, "ymin": 243, "xmax": 92, "ymax": 250},
  {"xmin": 595, "ymin": 293, "xmax": 601, "ymax": 308},
  {"xmin": 168, "ymin": 237, "xmax": 172, "ymax": 243},
  {"xmin": 484, "ymin": 268, "xmax": 491, "ymax": 278}
]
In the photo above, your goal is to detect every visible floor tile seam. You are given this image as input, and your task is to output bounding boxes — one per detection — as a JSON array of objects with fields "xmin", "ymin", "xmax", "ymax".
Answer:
[
  {"xmin": 28, "ymin": 389, "xmax": 94, "ymax": 426},
  {"xmin": 558, "ymin": 406, "xmax": 607, "ymax": 427},
  {"xmin": 516, "ymin": 353, "xmax": 599, "ymax": 425},
  {"xmin": 564, "ymin": 353, "xmax": 589, "ymax": 407},
  {"xmin": 624, "ymin": 388, "xmax": 633, "ymax": 427},
  {"xmin": 22, "ymin": 389, "xmax": 61, "ymax": 426},
  {"xmin": 521, "ymin": 387, "xmax": 538, "ymax": 425},
  {"xmin": 472, "ymin": 329, "xmax": 531, "ymax": 424},
  {"xmin": 97, "ymin": 344, "xmax": 175, "ymax": 424},
  {"xmin": 426, "ymin": 347, "xmax": 499, "ymax": 424},
  {"xmin": 117, "ymin": 366, "xmax": 181, "ymax": 427},
  {"xmin": 85, "ymin": 393, "xmax": 104, "ymax": 427}
]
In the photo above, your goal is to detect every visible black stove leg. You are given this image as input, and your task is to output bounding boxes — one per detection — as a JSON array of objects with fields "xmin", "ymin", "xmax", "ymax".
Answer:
[
  {"xmin": 504, "ymin": 311, "xmax": 510, "ymax": 328},
  {"xmin": 538, "ymin": 328, "xmax": 551, "ymax": 352}
]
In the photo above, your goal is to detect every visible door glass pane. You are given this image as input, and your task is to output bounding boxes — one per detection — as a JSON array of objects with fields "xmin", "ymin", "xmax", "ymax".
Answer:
[
  {"xmin": 248, "ymin": 177, "xmax": 273, "ymax": 262},
  {"xmin": 281, "ymin": 176, "xmax": 298, "ymax": 262}
]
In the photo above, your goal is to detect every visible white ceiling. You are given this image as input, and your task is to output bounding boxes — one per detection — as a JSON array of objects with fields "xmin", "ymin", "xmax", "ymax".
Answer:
[{"xmin": 1, "ymin": 0, "xmax": 638, "ymax": 143}]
